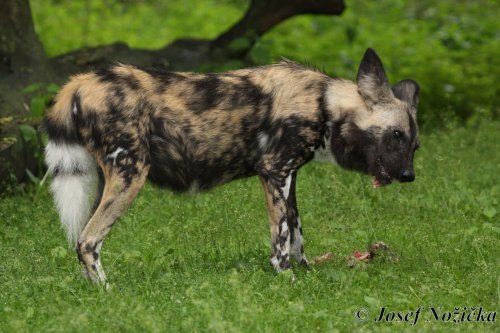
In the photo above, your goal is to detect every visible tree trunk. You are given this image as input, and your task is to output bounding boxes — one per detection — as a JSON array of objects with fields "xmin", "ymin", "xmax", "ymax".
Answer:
[
  {"xmin": 0, "ymin": 0, "xmax": 55, "ymax": 120},
  {"xmin": 0, "ymin": 0, "xmax": 56, "ymax": 189},
  {"xmin": 0, "ymin": 0, "xmax": 51, "ymax": 76}
]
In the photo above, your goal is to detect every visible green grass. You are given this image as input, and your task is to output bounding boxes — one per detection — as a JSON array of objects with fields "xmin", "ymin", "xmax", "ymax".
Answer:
[{"xmin": 1, "ymin": 121, "xmax": 498, "ymax": 332}]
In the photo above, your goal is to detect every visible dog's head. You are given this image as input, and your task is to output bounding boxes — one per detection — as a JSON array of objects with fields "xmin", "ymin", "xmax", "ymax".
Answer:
[{"xmin": 329, "ymin": 48, "xmax": 420, "ymax": 187}]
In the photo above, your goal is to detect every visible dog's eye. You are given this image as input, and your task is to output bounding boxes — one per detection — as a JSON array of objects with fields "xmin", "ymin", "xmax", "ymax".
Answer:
[{"xmin": 393, "ymin": 130, "xmax": 402, "ymax": 139}]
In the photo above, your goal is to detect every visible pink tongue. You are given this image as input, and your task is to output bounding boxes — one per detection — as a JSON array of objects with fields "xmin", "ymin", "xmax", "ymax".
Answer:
[{"xmin": 372, "ymin": 177, "xmax": 381, "ymax": 188}]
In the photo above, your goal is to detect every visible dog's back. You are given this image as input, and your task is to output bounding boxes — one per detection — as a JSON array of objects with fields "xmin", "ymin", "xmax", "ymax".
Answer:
[{"xmin": 46, "ymin": 63, "xmax": 330, "ymax": 192}]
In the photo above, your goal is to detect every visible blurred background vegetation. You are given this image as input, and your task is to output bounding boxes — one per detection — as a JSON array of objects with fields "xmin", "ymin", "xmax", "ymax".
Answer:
[{"xmin": 31, "ymin": 0, "xmax": 499, "ymax": 128}]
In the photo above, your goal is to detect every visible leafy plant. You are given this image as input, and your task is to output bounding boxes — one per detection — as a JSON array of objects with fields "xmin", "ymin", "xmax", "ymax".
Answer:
[
  {"xmin": 22, "ymin": 82, "xmax": 59, "ymax": 118},
  {"xmin": 18, "ymin": 82, "xmax": 58, "ymax": 189}
]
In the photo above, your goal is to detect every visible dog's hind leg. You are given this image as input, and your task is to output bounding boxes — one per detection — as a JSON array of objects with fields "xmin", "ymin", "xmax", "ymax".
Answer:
[
  {"xmin": 260, "ymin": 174, "xmax": 292, "ymax": 272},
  {"xmin": 286, "ymin": 171, "xmax": 309, "ymax": 268},
  {"xmin": 77, "ymin": 163, "xmax": 149, "ymax": 284}
]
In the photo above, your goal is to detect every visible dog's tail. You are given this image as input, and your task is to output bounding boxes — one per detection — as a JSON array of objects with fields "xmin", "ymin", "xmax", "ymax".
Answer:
[{"xmin": 43, "ymin": 77, "xmax": 99, "ymax": 248}]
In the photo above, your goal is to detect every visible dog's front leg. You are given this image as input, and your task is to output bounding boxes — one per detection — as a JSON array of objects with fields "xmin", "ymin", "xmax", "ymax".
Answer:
[
  {"xmin": 285, "ymin": 171, "xmax": 309, "ymax": 269},
  {"xmin": 259, "ymin": 174, "xmax": 292, "ymax": 272}
]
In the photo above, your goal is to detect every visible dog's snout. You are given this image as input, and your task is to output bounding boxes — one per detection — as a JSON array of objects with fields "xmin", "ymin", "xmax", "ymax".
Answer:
[{"xmin": 400, "ymin": 169, "xmax": 415, "ymax": 182}]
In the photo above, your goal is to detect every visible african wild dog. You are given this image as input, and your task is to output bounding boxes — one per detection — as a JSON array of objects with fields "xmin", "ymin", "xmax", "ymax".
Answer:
[{"xmin": 44, "ymin": 48, "xmax": 419, "ymax": 284}]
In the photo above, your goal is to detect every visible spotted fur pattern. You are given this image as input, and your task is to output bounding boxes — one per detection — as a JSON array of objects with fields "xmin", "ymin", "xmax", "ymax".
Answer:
[{"xmin": 44, "ymin": 48, "xmax": 420, "ymax": 283}]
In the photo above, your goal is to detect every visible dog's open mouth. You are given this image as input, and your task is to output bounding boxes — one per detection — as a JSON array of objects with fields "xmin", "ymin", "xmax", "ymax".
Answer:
[{"xmin": 372, "ymin": 157, "xmax": 392, "ymax": 188}]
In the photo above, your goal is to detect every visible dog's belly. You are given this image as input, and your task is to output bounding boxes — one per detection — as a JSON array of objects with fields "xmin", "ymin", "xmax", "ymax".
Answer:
[
  {"xmin": 147, "ymin": 135, "xmax": 258, "ymax": 192},
  {"xmin": 147, "ymin": 157, "xmax": 258, "ymax": 192}
]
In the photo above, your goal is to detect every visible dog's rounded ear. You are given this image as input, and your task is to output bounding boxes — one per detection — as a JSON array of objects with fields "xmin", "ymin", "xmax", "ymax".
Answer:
[
  {"xmin": 356, "ymin": 48, "xmax": 393, "ymax": 107},
  {"xmin": 392, "ymin": 79, "xmax": 420, "ymax": 111}
]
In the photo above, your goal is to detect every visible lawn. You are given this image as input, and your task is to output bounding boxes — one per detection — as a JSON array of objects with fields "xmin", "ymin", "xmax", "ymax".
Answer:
[{"xmin": 0, "ymin": 121, "xmax": 498, "ymax": 332}]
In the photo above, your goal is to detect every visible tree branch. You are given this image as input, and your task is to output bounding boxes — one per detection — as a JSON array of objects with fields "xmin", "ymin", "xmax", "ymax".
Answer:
[
  {"xmin": 210, "ymin": 0, "xmax": 345, "ymax": 57},
  {"xmin": 50, "ymin": 0, "xmax": 346, "ymax": 72},
  {"xmin": 49, "ymin": 39, "xmax": 211, "ymax": 78}
]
